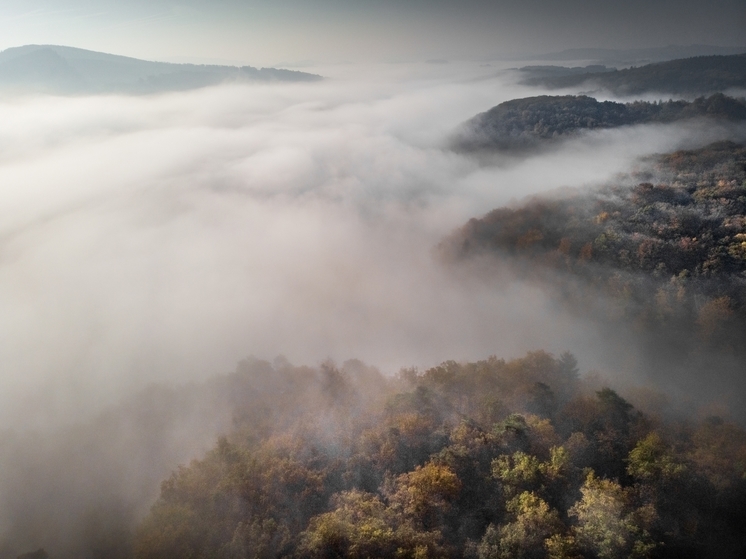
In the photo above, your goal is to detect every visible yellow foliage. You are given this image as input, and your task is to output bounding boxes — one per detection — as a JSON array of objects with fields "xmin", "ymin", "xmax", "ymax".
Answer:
[{"xmin": 396, "ymin": 462, "xmax": 462, "ymax": 516}]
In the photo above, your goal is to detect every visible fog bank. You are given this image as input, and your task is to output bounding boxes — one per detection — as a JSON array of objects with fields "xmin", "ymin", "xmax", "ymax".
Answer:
[{"xmin": 1, "ymin": 62, "xmax": 742, "ymax": 430}]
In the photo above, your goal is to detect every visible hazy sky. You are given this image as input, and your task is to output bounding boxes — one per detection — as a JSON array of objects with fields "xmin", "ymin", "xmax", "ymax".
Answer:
[{"xmin": 0, "ymin": 0, "xmax": 744, "ymax": 65}]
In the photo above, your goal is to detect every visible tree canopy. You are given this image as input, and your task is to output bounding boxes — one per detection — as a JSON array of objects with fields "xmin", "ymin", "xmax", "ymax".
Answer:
[{"xmin": 131, "ymin": 352, "xmax": 746, "ymax": 559}]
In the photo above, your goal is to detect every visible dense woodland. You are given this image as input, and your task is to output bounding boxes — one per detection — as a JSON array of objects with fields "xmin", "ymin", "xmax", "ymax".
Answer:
[
  {"xmin": 516, "ymin": 54, "xmax": 746, "ymax": 96},
  {"xmin": 13, "ymin": 139, "xmax": 746, "ymax": 557},
  {"xmin": 454, "ymin": 94, "xmax": 746, "ymax": 151},
  {"xmin": 442, "ymin": 141, "xmax": 746, "ymax": 408},
  {"xmin": 123, "ymin": 349, "xmax": 746, "ymax": 559}
]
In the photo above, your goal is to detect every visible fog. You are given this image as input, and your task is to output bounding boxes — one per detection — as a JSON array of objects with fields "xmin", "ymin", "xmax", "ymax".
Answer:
[
  {"xmin": 0, "ymin": 60, "xmax": 743, "ymax": 557},
  {"xmin": 1, "ymin": 62, "xmax": 742, "ymax": 429}
]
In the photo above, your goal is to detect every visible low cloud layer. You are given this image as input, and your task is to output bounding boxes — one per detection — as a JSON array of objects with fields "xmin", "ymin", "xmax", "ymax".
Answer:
[{"xmin": 0, "ymin": 62, "xmax": 743, "ymax": 430}]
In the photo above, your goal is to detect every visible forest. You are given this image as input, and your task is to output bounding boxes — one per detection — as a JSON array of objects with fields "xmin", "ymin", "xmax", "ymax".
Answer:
[
  {"xmin": 111, "ymin": 138, "xmax": 746, "ymax": 558},
  {"xmin": 65, "ymin": 141, "xmax": 746, "ymax": 559},
  {"xmin": 516, "ymin": 54, "xmax": 746, "ymax": 96},
  {"xmin": 442, "ymin": 141, "xmax": 746, "ymax": 412},
  {"xmin": 454, "ymin": 94, "xmax": 746, "ymax": 151},
  {"xmin": 10, "ymin": 143, "xmax": 746, "ymax": 559},
  {"xmin": 121, "ymin": 348, "xmax": 746, "ymax": 559}
]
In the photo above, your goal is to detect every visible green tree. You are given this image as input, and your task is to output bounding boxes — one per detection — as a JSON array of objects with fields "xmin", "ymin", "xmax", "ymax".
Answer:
[
  {"xmin": 478, "ymin": 492, "xmax": 563, "ymax": 559},
  {"xmin": 569, "ymin": 472, "xmax": 656, "ymax": 559},
  {"xmin": 627, "ymin": 433, "xmax": 685, "ymax": 483},
  {"xmin": 300, "ymin": 490, "xmax": 447, "ymax": 559}
]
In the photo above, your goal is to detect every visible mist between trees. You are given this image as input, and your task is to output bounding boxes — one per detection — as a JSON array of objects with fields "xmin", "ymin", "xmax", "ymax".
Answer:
[
  {"xmin": 0, "ymin": 349, "xmax": 743, "ymax": 559},
  {"xmin": 440, "ymin": 141, "xmax": 746, "ymax": 415}
]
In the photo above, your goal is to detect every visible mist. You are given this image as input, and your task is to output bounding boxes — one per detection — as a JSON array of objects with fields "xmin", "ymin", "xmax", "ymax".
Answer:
[
  {"xmin": 2, "ymin": 62, "xmax": 743, "ymax": 427},
  {"xmin": 0, "ymin": 62, "xmax": 731, "ymax": 428},
  {"xmin": 0, "ymin": 60, "xmax": 744, "ymax": 557}
]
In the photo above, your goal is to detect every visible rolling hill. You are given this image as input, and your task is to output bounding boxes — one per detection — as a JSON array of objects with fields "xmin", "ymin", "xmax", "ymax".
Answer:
[
  {"xmin": 441, "ymin": 141, "xmax": 746, "ymax": 407},
  {"xmin": 517, "ymin": 54, "xmax": 746, "ymax": 96},
  {"xmin": 0, "ymin": 45, "xmax": 321, "ymax": 95},
  {"xmin": 453, "ymin": 93, "xmax": 746, "ymax": 152}
]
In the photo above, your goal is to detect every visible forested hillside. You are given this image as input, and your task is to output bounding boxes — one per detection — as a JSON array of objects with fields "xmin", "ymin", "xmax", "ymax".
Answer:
[
  {"xmin": 517, "ymin": 54, "xmax": 746, "ymax": 96},
  {"xmin": 442, "ymin": 141, "xmax": 746, "ymax": 406},
  {"xmin": 128, "ymin": 352, "xmax": 746, "ymax": 559},
  {"xmin": 454, "ymin": 94, "xmax": 746, "ymax": 151}
]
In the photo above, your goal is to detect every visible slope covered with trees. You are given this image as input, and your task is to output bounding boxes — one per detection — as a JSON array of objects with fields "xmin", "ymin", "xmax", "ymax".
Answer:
[
  {"xmin": 517, "ymin": 54, "xmax": 746, "ymax": 96},
  {"xmin": 454, "ymin": 94, "xmax": 746, "ymax": 151},
  {"xmin": 128, "ymin": 352, "xmax": 746, "ymax": 559},
  {"xmin": 442, "ymin": 141, "xmax": 746, "ymax": 407}
]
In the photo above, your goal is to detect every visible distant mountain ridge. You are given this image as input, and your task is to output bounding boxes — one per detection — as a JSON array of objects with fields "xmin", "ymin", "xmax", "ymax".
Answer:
[
  {"xmin": 517, "ymin": 54, "xmax": 746, "ymax": 96},
  {"xmin": 0, "ymin": 45, "xmax": 322, "ymax": 94},
  {"xmin": 526, "ymin": 45, "xmax": 746, "ymax": 65}
]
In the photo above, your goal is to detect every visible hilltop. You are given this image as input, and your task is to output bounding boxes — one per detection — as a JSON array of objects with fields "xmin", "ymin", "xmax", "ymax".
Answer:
[
  {"xmin": 441, "ymin": 141, "xmax": 746, "ymax": 404},
  {"xmin": 128, "ymin": 352, "xmax": 746, "ymax": 559},
  {"xmin": 528, "ymin": 45, "xmax": 746, "ymax": 66},
  {"xmin": 516, "ymin": 54, "xmax": 746, "ymax": 96},
  {"xmin": 453, "ymin": 93, "xmax": 746, "ymax": 152}
]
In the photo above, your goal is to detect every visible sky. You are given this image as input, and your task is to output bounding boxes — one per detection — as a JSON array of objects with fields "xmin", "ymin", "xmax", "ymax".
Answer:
[{"xmin": 0, "ymin": 0, "xmax": 744, "ymax": 65}]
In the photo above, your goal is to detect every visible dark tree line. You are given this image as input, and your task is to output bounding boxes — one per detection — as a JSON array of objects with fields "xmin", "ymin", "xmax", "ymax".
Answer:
[{"xmin": 454, "ymin": 94, "xmax": 746, "ymax": 151}]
